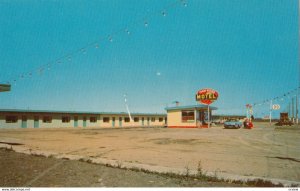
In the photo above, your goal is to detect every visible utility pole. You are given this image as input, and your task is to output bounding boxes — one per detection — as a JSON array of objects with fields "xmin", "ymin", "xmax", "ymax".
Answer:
[
  {"xmin": 292, "ymin": 97, "xmax": 295, "ymax": 123},
  {"xmin": 289, "ymin": 102, "xmax": 291, "ymax": 119},
  {"xmin": 297, "ymin": 94, "xmax": 299, "ymax": 124},
  {"xmin": 269, "ymin": 100, "xmax": 272, "ymax": 126},
  {"xmin": 298, "ymin": 0, "xmax": 300, "ymax": 125}
]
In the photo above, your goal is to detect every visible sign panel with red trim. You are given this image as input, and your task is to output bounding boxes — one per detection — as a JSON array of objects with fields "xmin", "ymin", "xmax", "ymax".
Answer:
[{"xmin": 196, "ymin": 88, "xmax": 218, "ymax": 105}]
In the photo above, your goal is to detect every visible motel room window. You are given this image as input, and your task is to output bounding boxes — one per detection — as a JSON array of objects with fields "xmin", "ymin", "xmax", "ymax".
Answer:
[
  {"xmin": 62, "ymin": 116, "xmax": 70, "ymax": 123},
  {"xmin": 103, "ymin": 117, "xmax": 110, "ymax": 123},
  {"xmin": 182, "ymin": 110, "xmax": 195, "ymax": 122},
  {"xmin": 6, "ymin": 116, "xmax": 18, "ymax": 123},
  {"xmin": 43, "ymin": 116, "xmax": 52, "ymax": 123},
  {"xmin": 124, "ymin": 117, "xmax": 130, "ymax": 122},
  {"xmin": 159, "ymin": 117, "xmax": 163, "ymax": 122},
  {"xmin": 151, "ymin": 117, "xmax": 155, "ymax": 122},
  {"xmin": 22, "ymin": 116, "xmax": 27, "ymax": 121},
  {"xmin": 34, "ymin": 116, "xmax": 39, "ymax": 121},
  {"xmin": 90, "ymin": 117, "xmax": 97, "ymax": 123},
  {"xmin": 134, "ymin": 117, "xmax": 139, "ymax": 122}
]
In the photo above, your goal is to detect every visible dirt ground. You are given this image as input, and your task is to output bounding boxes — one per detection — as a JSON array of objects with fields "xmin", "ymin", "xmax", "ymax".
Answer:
[
  {"xmin": 0, "ymin": 122, "xmax": 299, "ymax": 187},
  {"xmin": 0, "ymin": 148, "xmax": 243, "ymax": 187}
]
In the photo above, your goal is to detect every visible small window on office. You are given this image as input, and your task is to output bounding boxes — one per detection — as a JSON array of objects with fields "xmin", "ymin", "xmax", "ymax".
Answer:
[
  {"xmin": 151, "ymin": 117, "xmax": 155, "ymax": 122},
  {"xmin": 90, "ymin": 117, "xmax": 97, "ymax": 123},
  {"xmin": 134, "ymin": 117, "xmax": 139, "ymax": 122},
  {"xmin": 103, "ymin": 117, "xmax": 110, "ymax": 123},
  {"xmin": 159, "ymin": 117, "xmax": 163, "ymax": 122},
  {"xmin": 124, "ymin": 117, "xmax": 130, "ymax": 122},
  {"xmin": 182, "ymin": 110, "xmax": 195, "ymax": 122},
  {"xmin": 62, "ymin": 116, "xmax": 70, "ymax": 123},
  {"xmin": 43, "ymin": 116, "xmax": 52, "ymax": 123},
  {"xmin": 6, "ymin": 116, "xmax": 18, "ymax": 123}
]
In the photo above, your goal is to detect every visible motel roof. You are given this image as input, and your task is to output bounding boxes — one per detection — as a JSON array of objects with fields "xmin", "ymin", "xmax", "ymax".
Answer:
[
  {"xmin": 0, "ymin": 109, "xmax": 166, "ymax": 116},
  {"xmin": 213, "ymin": 114, "xmax": 245, "ymax": 118},
  {"xmin": 165, "ymin": 104, "xmax": 218, "ymax": 111}
]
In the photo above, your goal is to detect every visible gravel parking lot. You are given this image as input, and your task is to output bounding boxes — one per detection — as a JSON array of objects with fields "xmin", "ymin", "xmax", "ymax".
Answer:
[{"xmin": 0, "ymin": 122, "xmax": 299, "ymax": 186}]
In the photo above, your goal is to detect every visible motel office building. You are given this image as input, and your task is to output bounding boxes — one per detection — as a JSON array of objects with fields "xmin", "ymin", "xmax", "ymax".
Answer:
[
  {"xmin": 0, "ymin": 109, "xmax": 166, "ymax": 128},
  {"xmin": 165, "ymin": 105, "xmax": 217, "ymax": 128}
]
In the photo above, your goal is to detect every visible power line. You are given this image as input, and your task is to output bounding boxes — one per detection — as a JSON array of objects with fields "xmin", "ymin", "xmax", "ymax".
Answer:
[
  {"xmin": 252, "ymin": 87, "xmax": 300, "ymax": 107},
  {"xmin": 1, "ymin": 0, "xmax": 188, "ymax": 85}
]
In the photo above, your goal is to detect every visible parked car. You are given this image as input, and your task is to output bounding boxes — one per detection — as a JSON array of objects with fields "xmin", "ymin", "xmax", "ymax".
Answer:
[{"xmin": 224, "ymin": 119, "xmax": 243, "ymax": 129}]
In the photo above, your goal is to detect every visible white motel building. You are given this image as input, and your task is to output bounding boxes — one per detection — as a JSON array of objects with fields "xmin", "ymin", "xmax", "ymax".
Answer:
[
  {"xmin": 0, "ymin": 109, "xmax": 167, "ymax": 128},
  {"xmin": 0, "ymin": 104, "xmax": 218, "ymax": 129}
]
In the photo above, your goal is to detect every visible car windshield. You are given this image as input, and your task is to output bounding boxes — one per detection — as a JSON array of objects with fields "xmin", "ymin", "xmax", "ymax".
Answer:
[{"xmin": 227, "ymin": 119, "xmax": 238, "ymax": 122}]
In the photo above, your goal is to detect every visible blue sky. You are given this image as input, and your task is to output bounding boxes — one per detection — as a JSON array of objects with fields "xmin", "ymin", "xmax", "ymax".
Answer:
[{"xmin": 0, "ymin": 0, "xmax": 299, "ymax": 118}]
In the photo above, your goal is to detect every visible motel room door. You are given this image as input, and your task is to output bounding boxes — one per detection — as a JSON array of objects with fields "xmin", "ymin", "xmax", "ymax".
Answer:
[
  {"xmin": 119, "ymin": 117, "xmax": 122, "ymax": 127},
  {"xmin": 112, "ymin": 117, "xmax": 115, "ymax": 127},
  {"xmin": 74, "ymin": 116, "xmax": 78, "ymax": 127},
  {"xmin": 34, "ymin": 116, "xmax": 39, "ymax": 128},
  {"xmin": 83, "ymin": 117, "xmax": 87, "ymax": 127},
  {"xmin": 21, "ymin": 116, "xmax": 27, "ymax": 128}
]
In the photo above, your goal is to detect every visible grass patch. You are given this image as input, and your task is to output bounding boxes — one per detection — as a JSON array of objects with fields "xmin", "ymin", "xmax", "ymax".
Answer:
[
  {"xmin": 116, "ymin": 160, "xmax": 123, "ymax": 168},
  {"xmin": 2, "ymin": 146, "xmax": 13, "ymax": 152},
  {"xmin": 30, "ymin": 153, "xmax": 47, "ymax": 158},
  {"xmin": 47, "ymin": 154, "xmax": 55, "ymax": 159},
  {"xmin": 241, "ymin": 179, "xmax": 283, "ymax": 187},
  {"xmin": 184, "ymin": 165, "xmax": 190, "ymax": 177},
  {"xmin": 72, "ymin": 157, "xmax": 288, "ymax": 187}
]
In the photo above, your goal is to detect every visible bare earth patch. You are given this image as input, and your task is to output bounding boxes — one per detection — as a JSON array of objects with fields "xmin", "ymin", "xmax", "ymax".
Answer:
[{"xmin": 0, "ymin": 122, "xmax": 299, "ymax": 187}]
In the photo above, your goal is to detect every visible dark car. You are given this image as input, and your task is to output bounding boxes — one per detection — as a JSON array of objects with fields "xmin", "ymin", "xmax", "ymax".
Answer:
[{"xmin": 275, "ymin": 120, "xmax": 293, "ymax": 126}]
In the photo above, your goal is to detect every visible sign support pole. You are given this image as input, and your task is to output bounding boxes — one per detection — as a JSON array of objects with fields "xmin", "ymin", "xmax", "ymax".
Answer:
[
  {"xmin": 207, "ymin": 105, "xmax": 210, "ymax": 128},
  {"xmin": 196, "ymin": 88, "xmax": 218, "ymax": 129}
]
